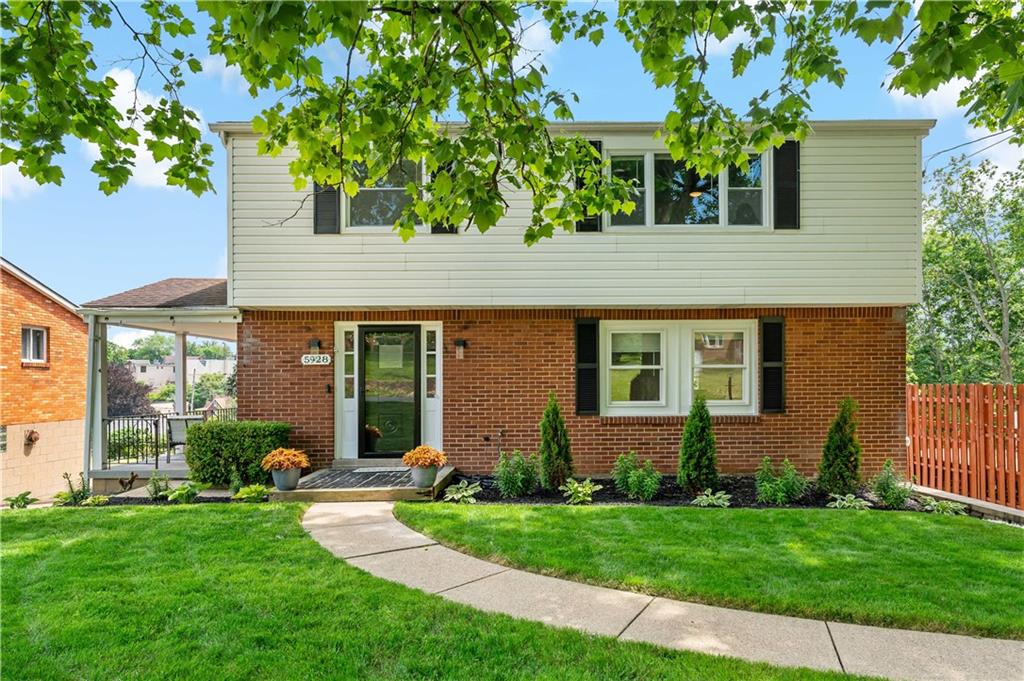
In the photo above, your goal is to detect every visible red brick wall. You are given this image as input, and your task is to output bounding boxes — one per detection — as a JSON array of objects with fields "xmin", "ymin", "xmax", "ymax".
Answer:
[
  {"xmin": 1, "ymin": 270, "xmax": 87, "ymax": 426},
  {"xmin": 237, "ymin": 307, "xmax": 906, "ymax": 476}
]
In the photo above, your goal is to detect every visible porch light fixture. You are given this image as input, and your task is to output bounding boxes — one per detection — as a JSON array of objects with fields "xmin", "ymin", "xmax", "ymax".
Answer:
[
  {"xmin": 688, "ymin": 189, "xmax": 703, "ymax": 198},
  {"xmin": 454, "ymin": 338, "xmax": 468, "ymax": 360},
  {"xmin": 309, "ymin": 339, "xmax": 321, "ymax": 353}
]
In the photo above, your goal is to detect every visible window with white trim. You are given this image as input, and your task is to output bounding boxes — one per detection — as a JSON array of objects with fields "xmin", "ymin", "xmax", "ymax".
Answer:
[
  {"xmin": 602, "ymin": 321, "xmax": 756, "ymax": 416},
  {"xmin": 348, "ymin": 160, "xmax": 421, "ymax": 228},
  {"xmin": 425, "ymin": 329, "xmax": 438, "ymax": 398},
  {"xmin": 609, "ymin": 331, "xmax": 663, "ymax": 404},
  {"xmin": 342, "ymin": 330, "xmax": 356, "ymax": 398},
  {"xmin": 602, "ymin": 151, "xmax": 768, "ymax": 229},
  {"xmin": 21, "ymin": 326, "xmax": 46, "ymax": 363}
]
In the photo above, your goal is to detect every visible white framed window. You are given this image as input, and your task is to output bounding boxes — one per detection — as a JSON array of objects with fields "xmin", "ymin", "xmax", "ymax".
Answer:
[
  {"xmin": 342, "ymin": 330, "xmax": 356, "ymax": 399},
  {"xmin": 603, "ymin": 150, "xmax": 770, "ymax": 230},
  {"xmin": 425, "ymin": 329, "xmax": 439, "ymax": 398},
  {"xmin": 21, "ymin": 326, "xmax": 47, "ymax": 363},
  {"xmin": 346, "ymin": 160, "xmax": 422, "ymax": 229},
  {"xmin": 608, "ymin": 331, "xmax": 664, "ymax": 405},
  {"xmin": 601, "ymin": 320, "xmax": 757, "ymax": 416}
]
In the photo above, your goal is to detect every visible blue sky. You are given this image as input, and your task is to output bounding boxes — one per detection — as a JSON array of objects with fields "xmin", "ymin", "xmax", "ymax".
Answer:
[{"xmin": 3, "ymin": 3, "xmax": 1020, "ymax": 347}]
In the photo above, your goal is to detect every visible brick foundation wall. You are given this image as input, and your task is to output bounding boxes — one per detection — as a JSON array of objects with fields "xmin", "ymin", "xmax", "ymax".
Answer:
[{"xmin": 237, "ymin": 307, "xmax": 906, "ymax": 476}]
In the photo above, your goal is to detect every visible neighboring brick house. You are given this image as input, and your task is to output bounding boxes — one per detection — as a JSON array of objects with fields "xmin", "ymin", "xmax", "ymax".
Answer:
[
  {"xmin": 81, "ymin": 119, "xmax": 932, "ymax": 478},
  {"xmin": 1, "ymin": 258, "xmax": 87, "ymax": 500}
]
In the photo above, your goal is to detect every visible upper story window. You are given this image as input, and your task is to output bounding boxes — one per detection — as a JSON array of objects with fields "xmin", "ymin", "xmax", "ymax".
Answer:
[
  {"xmin": 21, "ymin": 326, "xmax": 47, "ymax": 363},
  {"xmin": 604, "ymin": 151, "xmax": 768, "ymax": 230},
  {"xmin": 349, "ymin": 160, "xmax": 421, "ymax": 228}
]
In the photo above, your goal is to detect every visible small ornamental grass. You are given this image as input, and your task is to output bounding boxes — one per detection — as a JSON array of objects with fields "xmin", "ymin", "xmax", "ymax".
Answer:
[
  {"xmin": 611, "ymin": 452, "xmax": 662, "ymax": 502},
  {"xmin": 260, "ymin": 448, "xmax": 310, "ymax": 471},
  {"xmin": 402, "ymin": 445, "xmax": 447, "ymax": 468},
  {"xmin": 755, "ymin": 457, "xmax": 809, "ymax": 506}
]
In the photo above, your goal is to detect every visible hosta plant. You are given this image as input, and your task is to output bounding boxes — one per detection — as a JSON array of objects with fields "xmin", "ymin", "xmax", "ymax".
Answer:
[
  {"xmin": 402, "ymin": 445, "xmax": 447, "ymax": 468},
  {"xmin": 232, "ymin": 484, "xmax": 270, "ymax": 503},
  {"xmin": 921, "ymin": 497, "xmax": 967, "ymax": 516},
  {"xmin": 827, "ymin": 494, "xmax": 872, "ymax": 511},
  {"xmin": 166, "ymin": 481, "xmax": 211, "ymax": 504},
  {"xmin": 443, "ymin": 480, "xmax": 482, "ymax": 504},
  {"xmin": 80, "ymin": 495, "xmax": 110, "ymax": 507},
  {"xmin": 261, "ymin": 448, "xmax": 310, "ymax": 471},
  {"xmin": 4, "ymin": 491, "xmax": 38, "ymax": 509},
  {"xmin": 691, "ymin": 489, "xmax": 731, "ymax": 508},
  {"xmin": 559, "ymin": 478, "xmax": 602, "ymax": 505}
]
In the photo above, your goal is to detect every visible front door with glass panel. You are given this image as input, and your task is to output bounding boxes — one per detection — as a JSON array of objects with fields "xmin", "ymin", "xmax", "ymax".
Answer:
[{"xmin": 359, "ymin": 326, "xmax": 420, "ymax": 457}]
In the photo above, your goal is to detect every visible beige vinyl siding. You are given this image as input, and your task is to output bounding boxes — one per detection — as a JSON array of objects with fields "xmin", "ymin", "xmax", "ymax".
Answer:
[{"xmin": 228, "ymin": 124, "xmax": 924, "ymax": 308}]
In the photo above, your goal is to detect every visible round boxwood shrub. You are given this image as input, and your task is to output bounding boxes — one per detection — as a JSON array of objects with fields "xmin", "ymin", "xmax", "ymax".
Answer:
[{"xmin": 185, "ymin": 420, "xmax": 291, "ymax": 486}]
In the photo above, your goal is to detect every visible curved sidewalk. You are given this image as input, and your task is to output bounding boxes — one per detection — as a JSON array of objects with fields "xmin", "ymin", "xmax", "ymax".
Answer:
[{"xmin": 302, "ymin": 502, "xmax": 1023, "ymax": 681}]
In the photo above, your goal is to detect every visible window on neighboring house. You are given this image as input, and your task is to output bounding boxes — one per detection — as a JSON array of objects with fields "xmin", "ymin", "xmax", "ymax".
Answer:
[
  {"xmin": 21, "ymin": 326, "xmax": 46, "ymax": 363},
  {"xmin": 693, "ymin": 330, "xmax": 747, "ymax": 402},
  {"xmin": 139, "ymin": 365, "xmax": 147, "ymax": 373},
  {"xmin": 608, "ymin": 331, "xmax": 663, "ymax": 403},
  {"xmin": 349, "ymin": 160, "xmax": 421, "ymax": 228},
  {"xmin": 609, "ymin": 156, "xmax": 646, "ymax": 226},
  {"xmin": 727, "ymin": 154, "xmax": 763, "ymax": 226}
]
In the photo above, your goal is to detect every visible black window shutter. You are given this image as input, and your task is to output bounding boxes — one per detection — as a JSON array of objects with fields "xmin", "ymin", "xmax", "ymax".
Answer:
[
  {"xmin": 576, "ymin": 140, "xmax": 603, "ymax": 233},
  {"xmin": 773, "ymin": 141, "xmax": 800, "ymax": 230},
  {"xmin": 430, "ymin": 161, "xmax": 458, "ymax": 234},
  {"xmin": 313, "ymin": 183, "xmax": 340, "ymax": 234},
  {"xmin": 760, "ymin": 317, "xmax": 785, "ymax": 413},
  {"xmin": 575, "ymin": 318, "xmax": 600, "ymax": 415}
]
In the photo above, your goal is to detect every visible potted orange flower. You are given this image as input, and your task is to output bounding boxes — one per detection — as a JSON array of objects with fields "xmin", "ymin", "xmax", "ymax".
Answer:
[
  {"xmin": 402, "ymin": 445, "xmax": 447, "ymax": 488},
  {"xmin": 261, "ymin": 448, "xmax": 310, "ymax": 491}
]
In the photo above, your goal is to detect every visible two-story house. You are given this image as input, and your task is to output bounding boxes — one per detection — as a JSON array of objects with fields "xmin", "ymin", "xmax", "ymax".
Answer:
[{"xmin": 81, "ymin": 119, "xmax": 932, "ymax": 480}]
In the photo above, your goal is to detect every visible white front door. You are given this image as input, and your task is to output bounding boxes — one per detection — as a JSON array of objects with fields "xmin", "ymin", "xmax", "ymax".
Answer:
[{"xmin": 334, "ymin": 321, "xmax": 442, "ymax": 460}]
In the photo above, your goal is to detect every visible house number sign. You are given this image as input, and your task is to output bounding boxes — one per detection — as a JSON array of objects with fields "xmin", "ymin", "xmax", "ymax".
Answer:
[{"xmin": 301, "ymin": 354, "xmax": 332, "ymax": 366}]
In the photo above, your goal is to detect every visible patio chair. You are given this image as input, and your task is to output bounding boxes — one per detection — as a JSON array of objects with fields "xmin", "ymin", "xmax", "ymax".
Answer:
[{"xmin": 164, "ymin": 415, "xmax": 205, "ymax": 469}]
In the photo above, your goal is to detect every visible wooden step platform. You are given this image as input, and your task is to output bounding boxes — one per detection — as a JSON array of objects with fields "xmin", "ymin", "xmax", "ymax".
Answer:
[{"xmin": 270, "ymin": 465, "xmax": 456, "ymax": 502}]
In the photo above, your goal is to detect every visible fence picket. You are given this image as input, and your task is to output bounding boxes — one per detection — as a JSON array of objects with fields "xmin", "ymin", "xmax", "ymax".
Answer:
[{"xmin": 906, "ymin": 384, "xmax": 1022, "ymax": 511}]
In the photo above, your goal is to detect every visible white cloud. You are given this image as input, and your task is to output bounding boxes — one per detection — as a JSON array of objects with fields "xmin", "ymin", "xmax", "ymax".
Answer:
[
  {"xmin": 81, "ymin": 68, "xmax": 205, "ymax": 190},
  {"xmin": 1, "ymin": 163, "xmax": 44, "ymax": 200},
  {"xmin": 201, "ymin": 55, "xmax": 248, "ymax": 94},
  {"xmin": 514, "ymin": 15, "xmax": 557, "ymax": 72},
  {"xmin": 705, "ymin": 29, "xmax": 750, "ymax": 57},
  {"xmin": 108, "ymin": 327, "xmax": 157, "ymax": 348},
  {"xmin": 888, "ymin": 77, "xmax": 969, "ymax": 118}
]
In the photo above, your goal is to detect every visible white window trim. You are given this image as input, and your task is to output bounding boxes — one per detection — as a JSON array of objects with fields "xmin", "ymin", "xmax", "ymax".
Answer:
[
  {"xmin": 606, "ymin": 327, "xmax": 668, "ymax": 408},
  {"xmin": 602, "ymin": 149, "xmax": 772, "ymax": 233},
  {"xmin": 601, "ymin": 320, "xmax": 758, "ymax": 417},
  {"xmin": 21, "ymin": 326, "xmax": 47, "ymax": 363}
]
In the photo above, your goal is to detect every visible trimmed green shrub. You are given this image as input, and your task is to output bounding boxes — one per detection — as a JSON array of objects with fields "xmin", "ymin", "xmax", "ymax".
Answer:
[
  {"xmin": 871, "ymin": 458, "xmax": 912, "ymax": 509},
  {"xmin": 185, "ymin": 420, "xmax": 291, "ymax": 486},
  {"xmin": 755, "ymin": 457, "xmax": 809, "ymax": 505},
  {"xmin": 538, "ymin": 393, "xmax": 573, "ymax": 490},
  {"xmin": 494, "ymin": 450, "xmax": 539, "ymax": 498},
  {"xmin": 677, "ymin": 393, "xmax": 718, "ymax": 492},
  {"xmin": 818, "ymin": 397, "xmax": 862, "ymax": 495}
]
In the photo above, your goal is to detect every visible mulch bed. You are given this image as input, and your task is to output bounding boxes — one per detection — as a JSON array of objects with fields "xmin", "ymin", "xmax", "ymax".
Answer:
[{"xmin": 452, "ymin": 473, "xmax": 931, "ymax": 512}]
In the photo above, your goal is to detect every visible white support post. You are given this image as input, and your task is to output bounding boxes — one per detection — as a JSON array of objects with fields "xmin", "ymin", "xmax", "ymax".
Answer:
[
  {"xmin": 174, "ymin": 332, "xmax": 188, "ymax": 414},
  {"xmin": 82, "ymin": 317, "xmax": 108, "ymax": 482},
  {"xmin": 82, "ymin": 315, "xmax": 97, "ymax": 485}
]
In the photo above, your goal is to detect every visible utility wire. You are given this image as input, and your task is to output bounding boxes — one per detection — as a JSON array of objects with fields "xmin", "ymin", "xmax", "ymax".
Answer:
[
  {"xmin": 924, "ymin": 128, "xmax": 1012, "ymax": 161},
  {"xmin": 922, "ymin": 128, "xmax": 1017, "ymax": 175}
]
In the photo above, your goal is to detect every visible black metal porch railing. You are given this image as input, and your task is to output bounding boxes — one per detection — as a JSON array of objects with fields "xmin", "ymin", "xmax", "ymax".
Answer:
[{"xmin": 103, "ymin": 407, "xmax": 237, "ymax": 467}]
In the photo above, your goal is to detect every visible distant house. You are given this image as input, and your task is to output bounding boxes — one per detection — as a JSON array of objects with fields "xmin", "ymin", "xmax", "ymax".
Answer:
[
  {"xmin": 1, "ymin": 258, "xmax": 87, "ymax": 500},
  {"xmin": 127, "ymin": 356, "xmax": 236, "ymax": 389}
]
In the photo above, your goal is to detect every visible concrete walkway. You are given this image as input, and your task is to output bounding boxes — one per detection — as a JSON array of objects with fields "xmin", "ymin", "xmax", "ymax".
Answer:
[{"xmin": 302, "ymin": 502, "xmax": 1024, "ymax": 681}]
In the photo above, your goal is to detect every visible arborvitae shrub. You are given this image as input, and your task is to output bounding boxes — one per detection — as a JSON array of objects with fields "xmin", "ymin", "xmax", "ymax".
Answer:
[
  {"xmin": 677, "ymin": 393, "xmax": 718, "ymax": 492},
  {"xmin": 538, "ymin": 393, "xmax": 573, "ymax": 490},
  {"xmin": 818, "ymin": 397, "xmax": 862, "ymax": 495}
]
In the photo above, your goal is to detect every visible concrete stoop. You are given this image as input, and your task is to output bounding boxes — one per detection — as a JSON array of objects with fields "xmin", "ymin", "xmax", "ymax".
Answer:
[{"xmin": 270, "ymin": 465, "xmax": 456, "ymax": 502}]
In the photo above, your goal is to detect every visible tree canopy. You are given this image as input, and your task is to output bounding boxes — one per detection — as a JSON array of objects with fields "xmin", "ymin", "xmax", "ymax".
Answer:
[
  {"xmin": 908, "ymin": 157, "xmax": 1023, "ymax": 383},
  {"xmin": 3, "ymin": 1, "xmax": 1023, "ymax": 242}
]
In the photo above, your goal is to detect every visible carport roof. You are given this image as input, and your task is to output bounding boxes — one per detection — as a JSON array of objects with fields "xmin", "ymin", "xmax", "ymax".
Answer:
[{"xmin": 83, "ymin": 278, "xmax": 227, "ymax": 308}]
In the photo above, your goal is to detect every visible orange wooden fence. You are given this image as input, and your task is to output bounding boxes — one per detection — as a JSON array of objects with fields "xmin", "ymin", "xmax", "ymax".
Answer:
[{"xmin": 906, "ymin": 384, "xmax": 1023, "ymax": 510}]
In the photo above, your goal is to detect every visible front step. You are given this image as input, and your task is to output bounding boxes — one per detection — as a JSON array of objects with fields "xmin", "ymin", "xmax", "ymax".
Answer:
[
  {"xmin": 331, "ymin": 458, "xmax": 406, "ymax": 470},
  {"xmin": 271, "ymin": 465, "xmax": 456, "ymax": 502}
]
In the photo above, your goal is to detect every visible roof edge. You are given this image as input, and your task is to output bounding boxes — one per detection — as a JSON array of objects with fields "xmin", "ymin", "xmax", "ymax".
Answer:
[{"xmin": 1, "ymin": 257, "xmax": 80, "ymax": 317}]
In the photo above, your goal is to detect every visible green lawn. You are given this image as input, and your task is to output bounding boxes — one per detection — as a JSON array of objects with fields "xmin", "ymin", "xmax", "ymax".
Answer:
[
  {"xmin": 1, "ymin": 505, "xmax": 862, "ymax": 681},
  {"xmin": 395, "ymin": 503, "xmax": 1024, "ymax": 640}
]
